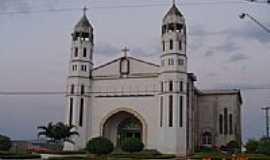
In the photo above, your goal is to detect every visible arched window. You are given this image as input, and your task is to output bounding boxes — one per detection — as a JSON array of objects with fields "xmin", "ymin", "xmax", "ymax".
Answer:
[
  {"xmin": 83, "ymin": 48, "xmax": 87, "ymax": 57},
  {"xmin": 229, "ymin": 114, "xmax": 233, "ymax": 135},
  {"xmin": 161, "ymin": 81, "xmax": 164, "ymax": 92},
  {"xmin": 179, "ymin": 40, "xmax": 182, "ymax": 50},
  {"xmin": 169, "ymin": 95, "xmax": 173, "ymax": 127},
  {"xmin": 74, "ymin": 47, "xmax": 78, "ymax": 57},
  {"xmin": 202, "ymin": 132, "xmax": 212, "ymax": 145},
  {"xmin": 81, "ymin": 85, "xmax": 85, "ymax": 95},
  {"xmin": 224, "ymin": 108, "xmax": 228, "ymax": 135},
  {"xmin": 180, "ymin": 81, "xmax": 183, "ymax": 92},
  {"xmin": 69, "ymin": 98, "xmax": 73, "ymax": 126},
  {"xmin": 162, "ymin": 41, "xmax": 165, "ymax": 51},
  {"xmin": 169, "ymin": 81, "xmax": 173, "ymax": 92},
  {"xmin": 179, "ymin": 96, "xmax": 183, "ymax": 127},
  {"xmin": 79, "ymin": 98, "xmax": 84, "ymax": 127},
  {"xmin": 70, "ymin": 84, "xmax": 75, "ymax": 94},
  {"xmin": 169, "ymin": 39, "xmax": 173, "ymax": 50},
  {"xmin": 160, "ymin": 96, "xmax": 163, "ymax": 127},
  {"xmin": 219, "ymin": 114, "xmax": 223, "ymax": 134}
]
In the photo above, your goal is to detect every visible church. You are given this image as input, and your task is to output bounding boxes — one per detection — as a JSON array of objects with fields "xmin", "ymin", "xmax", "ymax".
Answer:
[{"xmin": 64, "ymin": 3, "xmax": 242, "ymax": 156}]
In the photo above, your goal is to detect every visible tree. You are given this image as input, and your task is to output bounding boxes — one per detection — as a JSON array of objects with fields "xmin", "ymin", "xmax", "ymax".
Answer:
[
  {"xmin": 86, "ymin": 137, "xmax": 114, "ymax": 156},
  {"xmin": 257, "ymin": 137, "xmax": 270, "ymax": 155},
  {"xmin": 120, "ymin": 138, "xmax": 144, "ymax": 153},
  {"xmin": 245, "ymin": 139, "xmax": 259, "ymax": 153},
  {"xmin": 37, "ymin": 122, "xmax": 79, "ymax": 150},
  {"xmin": 0, "ymin": 135, "xmax": 12, "ymax": 151}
]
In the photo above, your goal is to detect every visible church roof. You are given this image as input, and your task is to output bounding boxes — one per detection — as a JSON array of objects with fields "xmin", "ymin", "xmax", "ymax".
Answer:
[
  {"xmin": 163, "ymin": 4, "xmax": 183, "ymax": 20},
  {"xmin": 75, "ymin": 14, "xmax": 93, "ymax": 31},
  {"xmin": 198, "ymin": 89, "xmax": 242, "ymax": 104}
]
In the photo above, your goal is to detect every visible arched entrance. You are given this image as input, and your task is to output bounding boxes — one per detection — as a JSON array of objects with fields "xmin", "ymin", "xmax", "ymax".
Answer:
[{"xmin": 101, "ymin": 110, "xmax": 144, "ymax": 146}]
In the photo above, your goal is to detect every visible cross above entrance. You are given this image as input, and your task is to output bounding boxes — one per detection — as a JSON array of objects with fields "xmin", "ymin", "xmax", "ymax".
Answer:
[{"xmin": 121, "ymin": 47, "xmax": 130, "ymax": 57}]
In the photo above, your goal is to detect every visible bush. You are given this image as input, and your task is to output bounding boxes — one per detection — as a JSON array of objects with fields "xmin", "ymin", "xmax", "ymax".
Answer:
[
  {"xmin": 0, "ymin": 135, "xmax": 12, "ymax": 151},
  {"xmin": 256, "ymin": 137, "xmax": 270, "ymax": 155},
  {"xmin": 223, "ymin": 140, "xmax": 240, "ymax": 154},
  {"xmin": 120, "ymin": 138, "xmax": 144, "ymax": 153},
  {"xmin": 245, "ymin": 139, "xmax": 259, "ymax": 153},
  {"xmin": 86, "ymin": 137, "xmax": 113, "ymax": 155}
]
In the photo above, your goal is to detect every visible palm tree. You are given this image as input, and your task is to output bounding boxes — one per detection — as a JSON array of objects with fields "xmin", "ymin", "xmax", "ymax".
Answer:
[{"xmin": 37, "ymin": 122, "xmax": 79, "ymax": 150}]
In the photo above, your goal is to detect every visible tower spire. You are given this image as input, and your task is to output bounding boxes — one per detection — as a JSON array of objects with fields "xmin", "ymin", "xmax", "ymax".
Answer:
[{"xmin": 83, "ymin": 6, "xmax": 88, "ymax": 16}]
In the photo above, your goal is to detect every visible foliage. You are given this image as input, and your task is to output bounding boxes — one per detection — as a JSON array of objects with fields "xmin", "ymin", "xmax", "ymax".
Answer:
[
  {"xmin": 120, "ymin": 138, "xmax": 144, "ymax": 153},
  {"xmin": 0, "ymin": 152, "xmax": 41, "ymax": 159},
  {"xmin": 86, "ymin": 137, "xmax": 114, "ymax": 155},
  {"xmin": 37, "ymin": 122, "xmax": 79, "ymax": 149},
  {"xmin": 256, "ymin": 137, "xmax": 270, "ymax": 155},
  {"xmin": 245, "ymin": 139, "xmax": 259, "ymax": 153},
  {"xmin": 0, "ymin": 135, "xmax": 12, "ymax": 151},
  {"xmin": 198, "ymin": 146, "xmax": 217, "ymax": 153}
]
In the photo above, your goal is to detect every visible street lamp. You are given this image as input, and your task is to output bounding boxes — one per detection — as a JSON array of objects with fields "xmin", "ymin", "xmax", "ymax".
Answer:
[{"xmin": 239, "ymin": 13, "xmax": 270, "ymax": 33}]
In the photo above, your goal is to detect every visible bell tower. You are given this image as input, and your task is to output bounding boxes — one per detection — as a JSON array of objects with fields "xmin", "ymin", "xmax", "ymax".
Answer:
[
  {"xmin": 65, "ymin": 8, "xmax": 94, "ymax": 150},
  {"xmin": 159, "ymin": 1, "xmax": 188, "ymax": 156}
]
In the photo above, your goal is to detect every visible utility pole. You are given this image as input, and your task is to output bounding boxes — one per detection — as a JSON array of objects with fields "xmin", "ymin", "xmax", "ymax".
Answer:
[
  {"xmin": 239, "ymin": 13, "xmax": 270, "ymax": 34},
  {"xmin": 262, "ymin": 107, "xmax": 270, "ymax": 138}
]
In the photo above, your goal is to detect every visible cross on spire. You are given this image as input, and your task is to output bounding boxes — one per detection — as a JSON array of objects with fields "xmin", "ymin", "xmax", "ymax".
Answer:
[
  {"xmin": 173, "ymin": 0, "xmax": 176, "ymax": 5},
  {"xmin": 121, "ymin": 47, "xmax": 130, "ymax": 57},
  {"xmin": 83, "ymin": 6, "xmax": 88, "ymax": 15}
]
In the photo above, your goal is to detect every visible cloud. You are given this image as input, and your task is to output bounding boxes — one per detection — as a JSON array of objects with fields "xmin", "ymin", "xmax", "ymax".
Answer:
[
  {"xmin": 227, "ymin": 53, "xmax": 249, "ymax": 63},
  {"xmin": 204, "ymin": 50, "xmax": 214, "ymax": 57},
  {"xmin": 95, "ymin": 42, "xmax": 120, "ymax": 56},
  {"xmin": 0, "ymin": 0, "xmax": 30, "ymax": 12}
]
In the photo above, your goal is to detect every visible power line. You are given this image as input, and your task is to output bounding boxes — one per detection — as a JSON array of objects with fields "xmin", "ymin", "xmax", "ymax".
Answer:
[
  {"xmin": 1, "ymin": 87, "xmax": 270, "ymax": 95},
  {"xmin": 0, "ymin": 1, "xmax": 247, "ymax": 16}
]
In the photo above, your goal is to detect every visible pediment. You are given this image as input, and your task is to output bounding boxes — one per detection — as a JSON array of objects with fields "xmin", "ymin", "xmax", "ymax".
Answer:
[{"xmin": 92, "ymin": 56, "xmax": 160, "ymax": 79}]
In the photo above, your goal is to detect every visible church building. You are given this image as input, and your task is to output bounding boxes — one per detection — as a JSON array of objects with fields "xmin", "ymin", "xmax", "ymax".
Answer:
[{"xmin": 64, "ymin": 3, "xmax": 242, "ymax": 156}]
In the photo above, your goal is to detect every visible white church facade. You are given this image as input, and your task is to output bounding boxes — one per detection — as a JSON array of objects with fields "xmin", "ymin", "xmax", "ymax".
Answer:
[{"xmin": 64, "ymin": 3, "xmax": 242, "ymax": 156}]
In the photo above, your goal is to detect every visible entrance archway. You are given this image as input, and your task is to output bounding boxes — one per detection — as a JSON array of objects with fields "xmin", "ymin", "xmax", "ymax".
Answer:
[{"xmin": 101, "ymin": 109, "xmax": 146, "ymax": 146}]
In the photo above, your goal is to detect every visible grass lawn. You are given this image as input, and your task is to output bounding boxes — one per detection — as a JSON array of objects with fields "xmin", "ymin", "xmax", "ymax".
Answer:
[
  {"xmin": 0, "ymin": 150, "xmax": 41, "ymax": 159},
  {"xmin": 191, "ymin": 152, "xmax": 270, "ymax": 160}
]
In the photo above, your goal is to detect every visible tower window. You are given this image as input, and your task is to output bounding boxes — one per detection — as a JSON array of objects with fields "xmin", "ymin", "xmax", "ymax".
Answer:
[
  {"xmin": 178, "ymin": 59, "xmax": 184, "ymax": 65},
  {"xmin": 161, "ymin": 81, "xmax": 164, "ymax": 92},
  {"xmin": 229, "ymin": 114, "xmax": 233, "ymax": 135},
  {"xmin": 219, "ymin": 114, "xmax": 223, "ymax": 134},
  {"xmin": 81, "ymin": 85, "xmax": 85, "ymax": 95},
  {"xmin": 69, "ymin": 98, "xmax": 73, "ymax": 126},
  {"xmin": 81, "ymin": 65, "xmax": 87, "ymax": 72},
  {"xmin": 224, "ymin": 108, "xmax": 228, "ymax": 135},
  {"xmin": 162, "ymin": 41, "xmax": 165, "ymax": 51},
  {"xmin": 70, "ymin": 84, "xmax": 75, "ymax": 94},
  {"xmin": 160, "ymin": 96, "xmax": 163, "ymax": 127},
  {"xmin": 74, "ymin": 47, "xmax": 78, "ymax": 57},
  {"xmin": 179, "ymin": 96, "xmax": 183, "ymax": 127},
  {"xmin": 83, "ymin": 48, "xmax": 87, "ymax": 57},
  {"xmin": 169, "ymin": 40, "xmax": 173, "ymax": 50},
  {"xmin": 169, "ymin": 95, "xmax": 173, "ymax": 127},
  {"xmin": 79, "ymin": 98, "xmax": 84, "ymax": 127},
  {"xmin": 169, "ymin": 81, "xmax": 173, "ymax": 92},
  {"xmin": 168, "ymin": 59, "xmax": 174, "ymax": 65},
  {"xmin": 180, "ymin": 81, "xmax": 183, "ymax": 92},
  {"xmin": 72, "ymin": 65, "xmax": 77, "ymax": 71},
  {"xmin": 179, "ymin": 40, "xmax": 182, "ymax": 50}
]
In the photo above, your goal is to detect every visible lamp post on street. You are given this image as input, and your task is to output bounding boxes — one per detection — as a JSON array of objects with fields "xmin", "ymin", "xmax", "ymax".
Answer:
[{"xmin": 239, "ymin": 13, "xmax": 270, "ymax": 34}]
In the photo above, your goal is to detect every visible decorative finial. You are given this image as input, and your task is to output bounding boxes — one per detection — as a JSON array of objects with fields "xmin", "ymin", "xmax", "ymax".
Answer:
[
  {"xmin": 173, "ymin": 0, "xmax": 176, "ymax": 5},
  {"xmin": 121, "ymin": 47, "xmax": 130, "ymax": 57},
  {"xmin": 83, "ymin": 6, "xmax": 88, "ymax": 15}
]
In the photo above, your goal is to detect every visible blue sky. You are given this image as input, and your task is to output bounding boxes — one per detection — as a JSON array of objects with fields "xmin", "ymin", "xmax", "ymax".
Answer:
[{"xmin": 0, "ymin": 0, "xmax": 270, "ymax": 142}]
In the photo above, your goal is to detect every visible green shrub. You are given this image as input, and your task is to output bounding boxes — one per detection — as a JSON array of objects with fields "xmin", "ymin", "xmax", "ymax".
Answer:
[
  {"xmin": 86, "ymin": 137, "xmax": 113, "ymax": 155},
  {"xmin": 0, "ymin": 135, "xmax": 12, "ymax": 151},
  {"xmin": 256, "ymin": 137, "xmax": 270, "ymax": 155},
  {"xmin": 245, "ymin": 139, "xmax": 259, "ymax": 153},
  {"xmin": 120, "ymin": 138, "xmax": 144, "ymax": 153}
]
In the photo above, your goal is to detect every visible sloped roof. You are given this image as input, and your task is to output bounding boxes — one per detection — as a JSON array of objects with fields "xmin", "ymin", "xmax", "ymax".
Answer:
[
  {"xmin": 164, "ymin": 4, "xmax": 183, "ymax": 19},
  {"xmin": 75, "ymin": 14, "xmax": 93, "ymax": 30}
]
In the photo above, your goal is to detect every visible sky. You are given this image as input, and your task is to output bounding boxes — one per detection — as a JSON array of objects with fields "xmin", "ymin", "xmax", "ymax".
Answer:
[{"xmin": 0, "ymin": 0, "xmax": 270, "ymax": 142}]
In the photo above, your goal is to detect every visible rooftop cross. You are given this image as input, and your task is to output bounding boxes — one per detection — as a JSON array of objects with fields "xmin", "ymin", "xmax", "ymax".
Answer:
[
  {"xmin": 83, "ymin": 6, "xmax": 88, "ymax": 15},
  {"xmin": 173, "ymin": 0, "xmax": 176, "ymax": 5},
  {"xmin": 121, "ymin": 47, "xmax": 130, "ymax": 57}
]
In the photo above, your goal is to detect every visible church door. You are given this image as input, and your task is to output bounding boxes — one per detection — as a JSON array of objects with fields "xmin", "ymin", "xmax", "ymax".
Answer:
[{"xmin": 117, "ymin": 117, "xmax": 142, "ymax": 146}]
